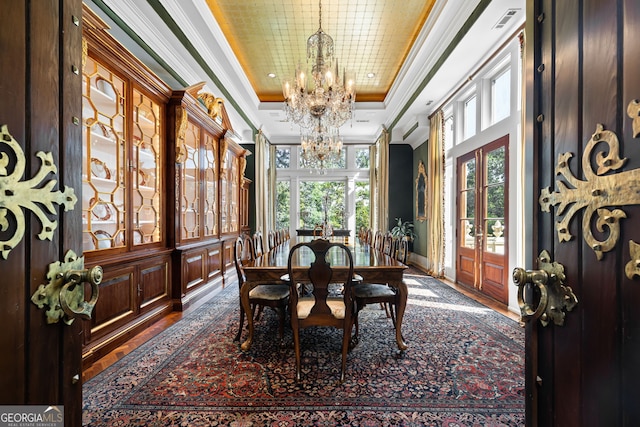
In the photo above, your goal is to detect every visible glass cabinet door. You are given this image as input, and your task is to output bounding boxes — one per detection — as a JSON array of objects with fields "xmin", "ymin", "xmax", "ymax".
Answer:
[
  {"xmin": 82, "ymin": 57, "xmax": 126, "ymax": 252},
  {"xmin": 132, "ymin": 89, "xmax": 162, "ymax": 246},
  {"xmin": 181, "ymin": 121, "xmax": 200, "ymax": 240},
  {"xmin": 82, "ymin": 57, "xmax": 164, "ymax": 252},
  {"xmin": 203, "ymin": 131, "xmax": 218, "ymax": 237}
]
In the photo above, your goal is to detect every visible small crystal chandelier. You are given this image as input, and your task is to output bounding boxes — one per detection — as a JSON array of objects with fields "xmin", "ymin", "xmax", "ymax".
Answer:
[
  {"xmin": 299, "ymin": 116, "xmax": 343, "ymax": 173},
  {"xmin": 282, "ymin": 0, "xmax": 355, "ymax": 172}
]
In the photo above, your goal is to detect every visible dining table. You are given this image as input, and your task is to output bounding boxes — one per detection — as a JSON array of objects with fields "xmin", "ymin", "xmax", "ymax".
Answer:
[{"xmin": 239, "ymin": 236, "xmax": 409, "ymax": 352}]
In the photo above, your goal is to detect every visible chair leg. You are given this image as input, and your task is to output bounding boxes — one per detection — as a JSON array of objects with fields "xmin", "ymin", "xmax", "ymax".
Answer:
[
  {"xmin": 340, "ymin": 322, "xmax": 353, "ymax": 383},
  {"xmin": 381, "ymin": 302, "xmax": 391, "ymax": 318},
  {"xmin": 293, "ymin": 328, "xmax": 301, "ymax": 381},
  {"xmin": 390, "ymin": 304, "xmax": 397, "ymax": 328},
  {"xmin": 353, "ymin": 301, "xmax": 362, "ymax": 343},
  {"xmin": 254, "ymin": 304, "xmax": 264, "ymax": 321}
]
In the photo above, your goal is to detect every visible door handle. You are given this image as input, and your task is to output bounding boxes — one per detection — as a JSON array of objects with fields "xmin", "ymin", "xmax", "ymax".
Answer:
[
  {"xmin": 512, "ymin": 250, "xmax": 578, "ymax": 327},
  {"xmin": 31, "ymin": 250, "xmax": 101, "ymax": 325},
  {"xmin": 59, "ymin": 265, "xmax": 102, "ymax": 321}
]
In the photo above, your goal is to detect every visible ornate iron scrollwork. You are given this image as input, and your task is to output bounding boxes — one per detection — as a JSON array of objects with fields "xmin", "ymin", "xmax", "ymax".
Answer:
[
  {"xmin": 539, "ymin": 123, "xmax": 631, "ymax": 260},
  {"xmin": 513, "ymin": 250, "xmax": 578, "ymax": 327},
  {"xmin": 625, "ymin": 240, "xmax": 640, "ymax": 280},
  {"xmin": 0, "ymin": 125, "xmax": 77, "ymax": 259},
  {"xmin": 541, "ymin": 100, "xmax": 640, "ymax": 262},
  {"xmin": 627, "ymin": 99, "xmax": 640, "ymax": 138}
]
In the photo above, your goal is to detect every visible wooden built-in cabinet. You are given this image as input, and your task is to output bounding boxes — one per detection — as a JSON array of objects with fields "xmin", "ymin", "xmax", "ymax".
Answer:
[
  {"xmin": 81, "ymin": 7, "xmax": 251, "ymax": 367},
  {"xmin": 81, "ymin": 8, "xmax": 174, "ymax": 367},
  {"xmin": 167, "ymin": 88, "xmax": 250, "ymax": 310}
]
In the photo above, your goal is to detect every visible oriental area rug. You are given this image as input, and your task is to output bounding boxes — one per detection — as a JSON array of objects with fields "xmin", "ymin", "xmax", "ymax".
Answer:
[{"xmin": 83, "ymin": 269, "xmax": 525, "ymax": 426}]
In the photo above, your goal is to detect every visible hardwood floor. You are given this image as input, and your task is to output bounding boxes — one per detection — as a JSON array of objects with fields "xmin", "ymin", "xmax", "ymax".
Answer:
[
  {"xmin": 82, "ymin": 294, "xmax": 215, "ymax": 382},
  {"xmin": 82, "ymin": 270, "xmax": 521, "ymax": 382}
]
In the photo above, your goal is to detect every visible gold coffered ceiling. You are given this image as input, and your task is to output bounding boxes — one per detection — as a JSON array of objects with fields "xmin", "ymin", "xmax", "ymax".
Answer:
[{"xmin": 205, "ymin": 0, "xmax": 436, "ymax": 102}]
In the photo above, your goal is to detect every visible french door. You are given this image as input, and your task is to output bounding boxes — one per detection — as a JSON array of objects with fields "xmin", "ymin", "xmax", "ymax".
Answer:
[{"xmin": 456, "ymin": 136, "xmax": 509, "ymax": 303}]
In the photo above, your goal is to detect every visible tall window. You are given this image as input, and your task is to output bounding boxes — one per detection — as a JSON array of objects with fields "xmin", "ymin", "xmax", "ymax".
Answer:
[
  {"xmin": 276, "ymin": 180, "xmax": 290, "ymax": 230},
  {"xmin": 299, "ymin": 181, "xmax": 346, "ymax": 228},
  {"xmin": 355, "ymin": 181, "xmax": 370, "ymax": 231},
  {"xmin": 491, "ymin": 68, "xmax": 510, "ymax": 124},
  {"xmin": 464, "ymin": 95, "xmax": 477, "ymax": 140},
  {"xmin": 275, "ymin": 145, "xmax": 369, "ymax": 234},
  {"xmin": 275, "ymin": 147, "xmax": 290, "ymax": 169},
  {"xmin": 355, "ymin": 148, "xmax": 370, "ymax": 169},
  {"xmin": 299, "ymin": 147, "xmax": 346, "ymax": 170},
  {"xmin": 444, "ymin": 114, "xmax": 454, "ymax": 150}
]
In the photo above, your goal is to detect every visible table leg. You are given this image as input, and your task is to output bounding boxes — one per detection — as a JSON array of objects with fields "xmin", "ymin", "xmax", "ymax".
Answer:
[
  {"xmin": 240, "ymin": 282, "xmax": 255, "ymax": 351},
  {"xmin": 394, "ymin": 279, "xmax": 408, "ymax": 351}
]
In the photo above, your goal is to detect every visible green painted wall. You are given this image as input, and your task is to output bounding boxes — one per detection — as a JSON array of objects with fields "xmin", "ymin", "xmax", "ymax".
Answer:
[{"xmin": 388, "ymin": 145, "xmax": 414, "ymax": 231}]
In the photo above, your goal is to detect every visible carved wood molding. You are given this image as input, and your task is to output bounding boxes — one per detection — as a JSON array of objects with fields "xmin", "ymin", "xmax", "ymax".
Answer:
[{"xmin": 175, "ymin": 105, "xmax": 188, "ymax": 164}]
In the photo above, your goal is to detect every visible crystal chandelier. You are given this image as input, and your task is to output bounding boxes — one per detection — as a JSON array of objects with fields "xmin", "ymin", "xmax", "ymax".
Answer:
[
  {"xmin": 299, "ymin": 116, "xmax": 343, "ymax": 173},
  {"xmin": 282, "ymin": 0, "xmax": 355, "ymax": 172}
]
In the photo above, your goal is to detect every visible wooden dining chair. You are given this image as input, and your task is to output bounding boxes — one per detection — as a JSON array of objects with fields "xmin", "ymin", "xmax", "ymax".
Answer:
[
  {"xmin": 286, "ymin": 238, "xmax": 356, "ymax": 383},
  {"xmin": 364, "ymin": 228, "xmax": 373, "ymax": 245},
  {"xmin": 396, "ymin": 236, "xmax": 409, "ymax": 264},
  {"xmin": 252, "ymin": 231, "xmax": 264, "ymax": 258},
  {"xmin": 382, "ymin": 232, "xmax": 394, "ymax": 256},
  {"xmin": 267, "ymin": 230, "xmax": 276, "ymax": 250},
  {"xmin": 352, "ymin": 235, "xmax": 407, "ymax": 346},
  {"xmin": 233, "ymin": 235, "xmax": 290, "ymax": 344},
  {"xmin": 373, "ymin": 230, "xmax": 384, "ymax": 251}
]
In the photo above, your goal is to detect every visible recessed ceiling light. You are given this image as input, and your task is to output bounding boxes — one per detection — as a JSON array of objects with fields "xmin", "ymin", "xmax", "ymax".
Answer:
[
  {"xmin": 366, "ymin": 72, "xmax": 375, "ymax": 78},
  {"xmin": 267, "ymin": 73, "xmax": 276, "ymax": 78}
]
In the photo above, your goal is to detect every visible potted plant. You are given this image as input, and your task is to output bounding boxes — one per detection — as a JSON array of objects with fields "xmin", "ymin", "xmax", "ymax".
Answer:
[{"xmin": 390, "ymin": 217, "xmax": 417, "ymax": 241}]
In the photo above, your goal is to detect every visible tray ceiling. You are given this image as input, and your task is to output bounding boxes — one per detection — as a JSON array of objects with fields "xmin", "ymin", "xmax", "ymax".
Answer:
[{"xmin": 205, "ymin": 0, "xmax": 436, "ymax": 102}]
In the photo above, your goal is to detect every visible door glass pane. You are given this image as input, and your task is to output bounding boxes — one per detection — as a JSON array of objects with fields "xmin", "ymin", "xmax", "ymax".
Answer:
[
  {"xmin": 486, "ymin": 146, "xmax": 505, "ymax": 184},
  {"xmin": 461, "ymin": 218, "xmax": 475, "ymax": 249},
  {"xmin": 459, "ymin": 157, "xmax": 476, "ymax": 249},
  {"xmin": 132, "ymin": 89, "xmax": 161, "ymax": 245},
  {"xmin": 464, "ymin": 158, "xmax": 476, "ymax": 189},
  {"xmin": 460, "ymin": 187, "xmax": 475, "ymax": 249},
  {"xmin": 485, "ymin": 146, "xmax": 506, "ymax": 254},
  {"xmin": 82, "ymin": 57, "xmax": 126, "ymax": 251}
]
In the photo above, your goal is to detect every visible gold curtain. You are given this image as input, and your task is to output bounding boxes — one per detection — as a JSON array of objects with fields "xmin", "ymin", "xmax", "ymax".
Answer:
[
  {"xmin": 427, "ymin": 111, "xmax": 445, "ymax": 277},
  {"xmin": 255, "ymin": 130, "xmax": 269, "ymax": 236},
  {"xmin": 267, "ymin": 143, "xmax": 277, "ymax": 231},
  {"xmin": 369, "ymin": 144, "xmax": 377, "ymax": 231},
  {"xmin": 373, "ymin": 129, "xmax": 389, "ymax": 231}
]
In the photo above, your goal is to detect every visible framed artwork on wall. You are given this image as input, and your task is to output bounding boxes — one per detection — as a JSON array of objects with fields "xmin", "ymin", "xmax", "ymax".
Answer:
[{"xmin": 416, "ymin": 160, "xmax": 427, "ymax": 222}]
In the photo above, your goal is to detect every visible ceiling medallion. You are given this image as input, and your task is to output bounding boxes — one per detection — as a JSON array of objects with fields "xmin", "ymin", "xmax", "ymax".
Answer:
[{"xmin": 281, "ymin": 0, "xmax": 356, "ymax": 173}]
